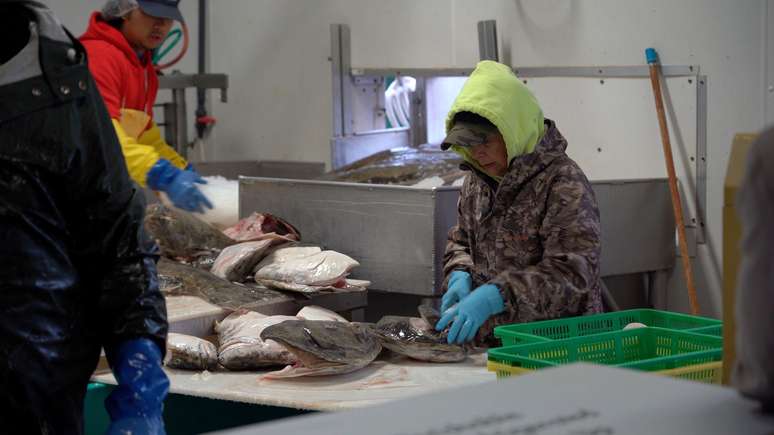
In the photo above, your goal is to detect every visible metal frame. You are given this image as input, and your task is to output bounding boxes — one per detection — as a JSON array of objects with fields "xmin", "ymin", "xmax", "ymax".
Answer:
[
  {"xmin": 330, "ymin": 24, "xmax": 353, "ymax": 137},
  {"xmin": 157, "ymin": 72, "xmax": 229, "ymax": 158},
  {"xmin": 330, "ymin": 22, "xmax": 708, "ymax": 243},
  {"xmin": 696, "ymin": 75, "xmax": 708, "ymax": 243},
  {"xmin": 409, "ymin": 78, "xmax": 427, "ymax": 147},
  {"xmin": 513, "ymin": 65, "xmax": 698, "ymax": 78},
  {"xmin": 157, "ymin": 73, "xmax": 229, "ymax": 99},
  {"xmin": 330, "ymin": 22, "xmax": 492, "ymax": 165},
  {"xmin": 350, "ymin": 65, "xmax": 698, "ymax": 78}
]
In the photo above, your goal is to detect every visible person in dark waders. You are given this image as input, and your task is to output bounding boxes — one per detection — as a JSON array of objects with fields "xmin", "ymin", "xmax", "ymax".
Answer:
[{"xmin": 0, "ymin": 1, "xmax": 169, "ymax": 433}]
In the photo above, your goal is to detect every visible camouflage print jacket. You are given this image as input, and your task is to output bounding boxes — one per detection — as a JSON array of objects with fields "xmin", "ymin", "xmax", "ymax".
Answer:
[{"xmin": 443, "ymin": 120, "xmax": 603, "ymax": 344}]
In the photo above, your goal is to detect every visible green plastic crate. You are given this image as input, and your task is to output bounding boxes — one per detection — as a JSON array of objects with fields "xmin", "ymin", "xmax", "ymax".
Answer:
[
  {"xmin": 494, "ymin": 309, "xmax": 722, "ymax": 346},
  {"xmin": 690, "ymin": 324, "xmax": 723, "ymax": 337},
  {"xmin": 488, "ymin": 327, "xmax": 722, "ymax": 372}
]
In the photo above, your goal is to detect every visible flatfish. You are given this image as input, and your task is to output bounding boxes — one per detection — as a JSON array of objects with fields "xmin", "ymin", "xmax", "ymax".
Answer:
[
  {"xmin": 215, "ymin": 310, "xmax": 298, "ymax": 370},
  {"xmin": 254, "ymin": 250, "xmax": 360, "ymax": 293},
  {"xmin": 145, "ymin": 204, "xmax": 235, "ymax": 260},
  {"xmin": 157, "ymin": 258, "xmax": 289, "ymax": 311},
  {"xmin": 164, "ymin": 333, "xmax": 218, "ymax": 370},
  {"xmin": 373, "ymin": 306, "xmax": 468, "ymax": 363},
  {"xmin": 259, "ymin": 320, "xmax": 381, "ymax": 378}
]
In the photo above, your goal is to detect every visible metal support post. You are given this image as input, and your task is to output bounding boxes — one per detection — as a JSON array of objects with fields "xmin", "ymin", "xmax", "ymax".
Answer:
[
  {"xmin": 477, "ymin": 20, "xmax": 498, "ymax": 61},
  {"xmin": 330, "ymin": 24, "xmax": 353, "ymax": 138},
  {"xmin": 171, "ymin": 88, "xmax": 188, "ymax": 158},
  {"xmin": 162, "ymin": 102, "xmax": 176, "ymax": 147},
  {"xmin": 695, "ymin": 75, "xmax": 708, "ymax": 243},
  {"xmin": 409, "ymin": 77, "xmax": 427, "ymax": 147}
]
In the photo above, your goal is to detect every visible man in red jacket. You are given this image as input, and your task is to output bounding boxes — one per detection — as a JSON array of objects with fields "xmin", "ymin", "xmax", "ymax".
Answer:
[{"xmin": 81, "ymin": 0, "xmax": 213, "ymax": 213}]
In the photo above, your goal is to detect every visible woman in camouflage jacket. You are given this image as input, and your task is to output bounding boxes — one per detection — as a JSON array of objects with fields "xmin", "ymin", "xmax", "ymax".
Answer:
[{"xmin": 435, "ymin": 61, "xmax": 603, "ymax": 345}]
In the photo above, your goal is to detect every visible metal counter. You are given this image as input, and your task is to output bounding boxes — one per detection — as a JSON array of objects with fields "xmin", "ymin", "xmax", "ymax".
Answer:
[
  {"xmin": 239, "ymin": 177, "xmax": 675, "ymax": 296},
  {"xmin": 194, "ymin": 160, "xmax": 325, "ymax": 180}
]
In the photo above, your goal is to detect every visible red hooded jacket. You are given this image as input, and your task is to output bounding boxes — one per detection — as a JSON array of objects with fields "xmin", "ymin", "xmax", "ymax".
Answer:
[
  {"xmin": 78, "ymin": 12, "xmax": 187, "ymax": 187},
  {"xmin": 80, "ymin": 11, "xmax": 157, "ymax": 127}
]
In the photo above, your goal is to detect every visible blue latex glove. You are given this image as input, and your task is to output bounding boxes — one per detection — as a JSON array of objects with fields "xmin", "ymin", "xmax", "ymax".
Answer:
[
  {"xmin": 436, "ymin": 284, "xmax": 505, "ymax": 344},
  {"xmin": 440, "ymin": 271, "xmax": 473, "ymax": 313},
  {"xmin": 147, "ymin": 159, "xmax": 213, "ymax": 213},
  {"xmin": 105, "ymin": 338, "xmax": 169, "ymax": 435},
  {"xmin": 183, "ymin": 164, "xmax": 206, "ymax": 185}
]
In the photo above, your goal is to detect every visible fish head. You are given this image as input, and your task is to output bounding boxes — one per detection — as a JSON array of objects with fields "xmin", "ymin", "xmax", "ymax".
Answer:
[{"xmin": 261, "ymin": 320, "xmax": 380, "ymax": 365}]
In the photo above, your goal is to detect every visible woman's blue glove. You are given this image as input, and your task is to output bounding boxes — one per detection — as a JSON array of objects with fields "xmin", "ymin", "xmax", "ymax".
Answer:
[
  {"xmin": 147, "ymin": 159, "xmax": 213, "ymax": 213},
  {"xmin": 440, "ymin": 271, "xmax": 473, "ymax": 313},
  {"xmin": 105, "ymin": 338, "xmax": 169, "ymax": 435},
  {"xmin": 436, "ymin": 284, "xmax": 505, "ymax": 344}
]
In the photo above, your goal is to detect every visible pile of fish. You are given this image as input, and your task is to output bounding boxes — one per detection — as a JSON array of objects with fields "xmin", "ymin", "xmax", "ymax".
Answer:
[
  {"xmin": 146, "ymin": 205, "xmax": 473, "ymax": 379},
  {"xmin": 165, "ymin": 305, "xmax": 472, "ymax": 378},
  {"xmin": 158, "ymin": 258, "xmax": 287, "ymax": 311},
  {"xmin": 317, "ymin": 144, "xmax": 467, "ymax": 187},
  {"xmin": 165, "ymin": 305, "xmax": 382, "ymax": 378},
  {"xmin": 145, "ymin": 204, "xmax": 368, "ymax": 297}
]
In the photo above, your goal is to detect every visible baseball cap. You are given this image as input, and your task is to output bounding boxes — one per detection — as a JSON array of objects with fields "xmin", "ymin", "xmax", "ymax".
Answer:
[
  {"xmin": 440, "ymin": 121, "xmax": 500, "ymax": 150},
  {"xmin": 138, "ymin": 0, "xmax": 183, "ymax": 22}
]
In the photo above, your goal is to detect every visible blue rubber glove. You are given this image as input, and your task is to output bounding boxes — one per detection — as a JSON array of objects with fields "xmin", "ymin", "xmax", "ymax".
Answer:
[
  {"xmin": 436, "ymin": 284, "xmax": 505, "ymax": 344},
  {"xmin": 105, "ymin": 338, "xmax": 169, "ymax": 435},
  {"xmin": 440, "ymin": 271, "xmax": 473, "ymax": 313},
  {"xmin": 183, "ymin": 164, "xmax": 206, "ymax": 185},
  {"xmin": 147, "ymin": 159, "xmax": 213, "ymax": 213}
]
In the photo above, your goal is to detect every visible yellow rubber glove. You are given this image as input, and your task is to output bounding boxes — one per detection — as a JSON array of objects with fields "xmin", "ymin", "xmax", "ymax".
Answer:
[
  {"xmin": 138, "ymin": 122, "xmax": 188, "ymax": 170},
  {"xmin": 111, "ymin": 119, "xmax": 162, "ymax": 187},
  {"xmin": 111, "ymin": 120, "xmax": 188, "ymax": 187}
]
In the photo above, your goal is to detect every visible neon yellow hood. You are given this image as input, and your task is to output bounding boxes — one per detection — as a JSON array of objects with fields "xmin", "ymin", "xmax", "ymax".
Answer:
[{"xmin": 446, "ymin": 61, "xmax": 545, "ymax": 180}]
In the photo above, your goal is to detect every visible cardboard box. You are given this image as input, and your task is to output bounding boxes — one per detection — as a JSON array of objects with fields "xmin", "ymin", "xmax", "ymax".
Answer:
[{"xmin": 722, "ymin": 133, "xmax": 757, "ymax": 384}]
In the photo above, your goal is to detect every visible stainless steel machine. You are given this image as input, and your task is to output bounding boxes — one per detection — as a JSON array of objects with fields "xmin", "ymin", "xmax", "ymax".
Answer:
[{"xmin": 239, "ymin": 177, "xmax": 676, "ymax": 319}]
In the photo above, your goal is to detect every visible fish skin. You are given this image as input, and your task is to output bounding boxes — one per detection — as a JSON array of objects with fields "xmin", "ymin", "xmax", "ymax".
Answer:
[
  {"xmin": 255, "ymin": 278, "xmax": 369, "ymax": 295},
  {"xmin": 318, "ymin": 145, "xmax": 465, "ymax": 186},
  {"xmin": 145, "ymin": 204, "xmax": 235, "ymax": 260},
  {"xmin": 158, "ymin": 258, "xmax": 290, "ymax": 311},
  {"xmin": 259, "ymin": 320, "xmax": 381, "ymax": 378},
  {"xmin": 211, "ymin": 239, "xmax": 275, "ymax": 282},
  {"xmin": 216, "ymin": 311, "xmax": 298, "ymax": 370},
  {"xmin": 296, "ymin": 306, "xmax": 347, "ymax": 322},
  {"xmin": 254, "ymin": 250, "xmax": 359, "ymax": 287},
  {"xmin": 252, "ymin": 245, "xmax": 323, "ymax": 274},
  {"xmin": 253, "ymin": 279, "xmax": 324, "ymax": 295}
]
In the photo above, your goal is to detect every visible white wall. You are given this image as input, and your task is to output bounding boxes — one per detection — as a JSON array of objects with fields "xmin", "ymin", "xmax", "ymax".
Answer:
[{"xmin": 44, "ymin": 0, "xmax": 771, "ymax": 319}]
